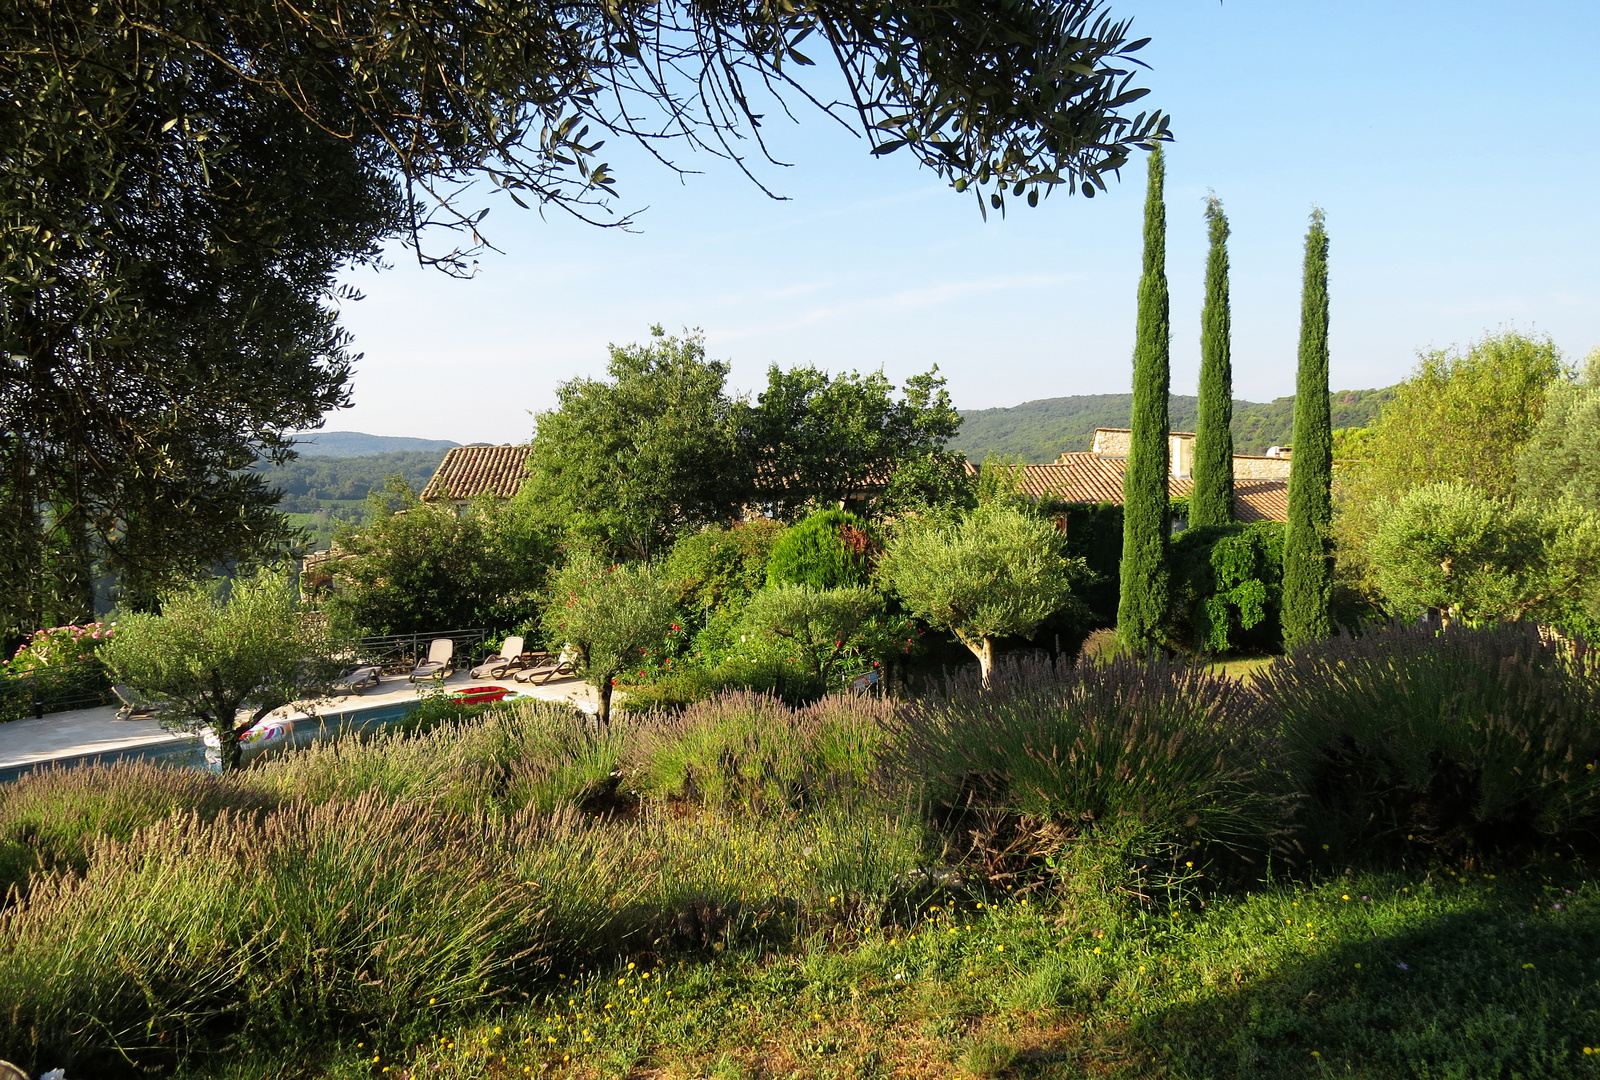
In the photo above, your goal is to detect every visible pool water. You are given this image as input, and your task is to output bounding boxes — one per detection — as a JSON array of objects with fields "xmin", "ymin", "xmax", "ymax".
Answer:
[{"xmin": 0, "ymin": 698, "xmax": 425, "ymax": 785}]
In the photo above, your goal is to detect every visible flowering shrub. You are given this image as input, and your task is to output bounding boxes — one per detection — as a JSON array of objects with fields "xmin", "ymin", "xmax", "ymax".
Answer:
[{"xmin": 5, "ymin": 623, "xmax": 114, "ymax": 674}]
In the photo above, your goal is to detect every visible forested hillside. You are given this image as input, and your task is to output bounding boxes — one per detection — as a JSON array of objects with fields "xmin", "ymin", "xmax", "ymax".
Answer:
[
  {"xmin": 950, "ymin": 388, "xmax": 1395, "ymax": 461},
  {"xmin": 254, "ymin": 449, "xmax": 453, "ymax": 549}
]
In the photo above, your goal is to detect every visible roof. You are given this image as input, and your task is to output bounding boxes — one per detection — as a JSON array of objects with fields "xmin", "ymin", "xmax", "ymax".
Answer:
[
  {"xmin": 965, "ymin": 454, "xmax": 1289, "ymax": 522},
  {"xmin": 420, "ymin": 446, "xmax": 532, "ymax": 502}
]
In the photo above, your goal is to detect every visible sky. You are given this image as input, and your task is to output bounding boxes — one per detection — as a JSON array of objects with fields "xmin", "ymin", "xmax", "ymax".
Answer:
[{"xmin": 325, "ymin": 0, "xmax": 1600, "ymax": 446}]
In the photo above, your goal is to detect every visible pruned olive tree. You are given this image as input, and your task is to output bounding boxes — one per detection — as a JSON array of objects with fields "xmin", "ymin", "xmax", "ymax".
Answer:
[
  {"xmin": 98, "ymin": 570, "xmax": 341, "ymax": 771},
  {"xmin": 542, "ymin": 552, "xmax": 680, "ymax": 724},
  {"xmin": 881, "ymin": 504, "xmax": 1086, "ymax": 684}
]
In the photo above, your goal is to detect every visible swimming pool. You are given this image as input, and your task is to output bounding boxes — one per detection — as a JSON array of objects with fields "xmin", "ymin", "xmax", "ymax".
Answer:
[{"xmin": 0, "ymin": 697, "xmax": 426, "ymax": 785}]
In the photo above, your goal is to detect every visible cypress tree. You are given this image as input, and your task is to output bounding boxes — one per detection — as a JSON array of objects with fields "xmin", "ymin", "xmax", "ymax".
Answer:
[
  {"xmin": 1281, "ymin": 208, "xmax": 1334, "ymax": 647},
  {"xmin": 1117, "ymin": 146, "xmax": 1170, "ymax": 651},
  {"xmin": 1190, "ymin": 196, "xmax": 1234, "ymax": 527}
]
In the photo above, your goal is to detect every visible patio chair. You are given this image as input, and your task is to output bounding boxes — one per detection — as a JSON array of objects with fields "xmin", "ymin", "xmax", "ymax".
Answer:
[
  {"xmin": 333, "ymin": 665, "xmax": 382, "ymax": 695},
  {"xmin": 470, "ymin": 636, "xmax": 527, "ymax": 680},
  {"xmin": 408, "ymin": 638, "xmax": 456, "ymax": 682},
  {"xmin": 512, "ymin": 645, "xmax": 577, "ymax": 685},
  {"xmin": 111, "ymin": 684, "xmax": 159, "ymax": 721}
]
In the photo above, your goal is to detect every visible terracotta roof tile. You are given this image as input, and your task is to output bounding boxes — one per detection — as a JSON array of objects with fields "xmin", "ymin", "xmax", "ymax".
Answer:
[
  {"xmin": 420, "ymin": 446, "xmax": 531, "ymax": 502},
  {"xmin": 1232, "ymin": 480, "xmax": 1289, "ymax": 523},
  {"xmin": 966, "ymin": 455, "xmax": 1289, "ymax": 522}
]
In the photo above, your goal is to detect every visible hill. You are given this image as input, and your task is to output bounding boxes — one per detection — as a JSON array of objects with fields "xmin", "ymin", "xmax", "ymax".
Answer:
[
  {"xmin": 288, "ymin": 430, "xmax": 461, "ymax": 457},
  {"xmin": 254, "ymin": 448, "xmax": 454, "ymax": 550},
  {"xmin": 949, "ymin": 389, "xmax": 1395, "ymax": 462}
]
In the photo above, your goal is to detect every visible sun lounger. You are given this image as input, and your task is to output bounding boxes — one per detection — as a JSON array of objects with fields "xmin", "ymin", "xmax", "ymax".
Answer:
[
  {"xmin": 111, "ymin": 684, "xmax": 159, "ymax": 721},
  {"xmin": 512, "ymin": 646, "xmax": 577, "ymax": 685},
  {"xmin": 470, "ymin": 636, "xmax": 527, "ymax": 679},
  {"xmin": 334, "ymin": 666, "xmax": 382, "ymax": 694},
  {"xmin": 409, "ymin": 638, "xmax": 455, "ymax": 682}
]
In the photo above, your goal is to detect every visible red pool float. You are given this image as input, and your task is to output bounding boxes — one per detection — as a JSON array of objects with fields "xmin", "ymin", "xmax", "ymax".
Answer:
[{"xmin": 453, "ymin": 685, "xmax": 514, "ymax": 706}]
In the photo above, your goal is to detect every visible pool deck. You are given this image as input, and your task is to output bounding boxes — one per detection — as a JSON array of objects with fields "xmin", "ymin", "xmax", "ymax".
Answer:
[{"xmin": 0, "ymin": 669, "xmax": 600, "ymax": 773}]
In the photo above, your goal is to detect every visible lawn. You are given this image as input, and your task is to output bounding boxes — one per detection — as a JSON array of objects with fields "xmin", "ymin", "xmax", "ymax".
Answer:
[{"xmin": 210, "ymin": 852, "xmax": 1600, "ymax": 1080}]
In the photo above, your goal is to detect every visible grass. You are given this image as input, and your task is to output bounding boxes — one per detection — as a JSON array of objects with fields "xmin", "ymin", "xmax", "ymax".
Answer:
[
  {"xmin": 196, "ymin": 857, "xmax": 1600, "ymax": 1079},
  {"xmin": 1206, "ymin": 653, "xmax": 1278, "ymax": 684}
]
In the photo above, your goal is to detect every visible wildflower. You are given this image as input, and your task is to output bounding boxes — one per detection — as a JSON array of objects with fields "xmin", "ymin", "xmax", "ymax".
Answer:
[
  {"xmin": 1341, "ymin": 895, "xmax": 1350, "ymax": 901},
  {"xmin": 1522, "ymin": 963, "xmax": 1536, "ymax": 970},
  {"xmin": 1396, "ymin": 963, "xmax": 1410, "ymax": 971}
]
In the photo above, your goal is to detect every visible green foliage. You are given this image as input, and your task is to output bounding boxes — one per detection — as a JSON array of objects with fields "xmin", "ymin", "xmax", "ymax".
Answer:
[
  {"xmin": 765, "ymin": 509, "xmax": 880, "ymax": 590},
  {"xmin": 1191, "ymin": 196, "xmax": 1234, "ymax": 527},
  {"xmin": 0, "ymin": 765, "xmax": 274, "ymax": 899},
  {"xmin": 543, "ymin": 552, "xmax": 680, "ymax": 723},
  {"xmin": 3, "ymin": 622, "xmax": 114, "ymax": 674},
  {"xmin": 1118, "ymin": 146, "xmax": 1171, "ymax": 652},
  {"xmin": 1168, "ymin": 523, "xmax": 1284, "ymax": 655},
  {"xmin": 1518, "ymin": 348, "xmax": 1600, "ymax": 508},
  {"xmin": 746, "ymin": 365, "xmax": 962, "ymax": 518},
  {"xmin": 254, "ymin": 450, "xmax": 451, "ymax": 515},
  {"xmin": 897, "ymin": 654, "xmax": 1282, "ymax": 855},
  {"xmin": 1261, "ymin": 620, "xmax": 1600, "ymax": 857},
  {"xmin": 98, "ymin": 569, "xmax": 339, "ymax": 770},
  {"xmin": 1282, "ymin": 209, "xmax": 1333, "ymax": 648},
  {"xmin": 1338, "ymin": 330, "xmax": 1567, "ymax": 591},
  {"xmin": 882, "ymin": 504, "xmax": 1086, "ymax": 681},
  {"xmin": 260, "ymin": 697, "xmax": 623, "ymax": 817},
  {"xmin": 738, "ymin": 585, "xmax": 902, "ymax": 689},
  {"xmin": 1059, "ymin": 501, "xmax": 1124, "ymax": 629},
  {"xmin": 1369, "ymin": 482, "xmax": 1600, "ymax": 630},
  {"xmin": 322, "ymin": 479, "xmax": 551, "ymax": 637},
  {"xmin": 624, "ymin": 691, "xmax": 897, "ymax": 813},
  {"xmin": 524, "ymin": 329, "xmax": 745, "ymax": 561},
  {"xmin": 877, "ymin": 449, "xmax": 976, "ymax": 518},
  {"xmin": 664, "ymin": 520, "xmax": 788, "ymax": 618}
]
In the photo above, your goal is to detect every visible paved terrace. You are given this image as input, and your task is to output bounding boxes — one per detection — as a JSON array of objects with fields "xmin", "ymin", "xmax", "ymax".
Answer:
[{"xmin": 0, "ymin": 669, "xmax": 599, "ymax": 779}]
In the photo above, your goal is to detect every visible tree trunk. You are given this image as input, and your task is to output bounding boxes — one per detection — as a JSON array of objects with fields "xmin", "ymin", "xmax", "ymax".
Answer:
[
  {"xmin": 977, "ymin": 635, "xmax": 996, "ymax": 687},
  {"xmin": 216, "ymin": 718, "xmax": 244, "ymax": 772},
  {"xmin": 596, "ymin": 677, "xmax": 613, "ymax": 726}
]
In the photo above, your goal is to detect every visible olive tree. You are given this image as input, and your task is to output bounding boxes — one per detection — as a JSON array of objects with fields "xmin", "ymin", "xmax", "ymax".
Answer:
[
  {"xmin": 881, "ymin": 505, "xmax": 1086, "ymax": 684},
  {"xmin": 542, "ymin": 552, "xmax": 680, "ymax": 724},
  {"xmin": 1370, "ymin": 482, "xmax": 1600, "ymax": 631},
  {"xmin": 99, "ymin": 570, "xmax": 340, "ymax": 770}
]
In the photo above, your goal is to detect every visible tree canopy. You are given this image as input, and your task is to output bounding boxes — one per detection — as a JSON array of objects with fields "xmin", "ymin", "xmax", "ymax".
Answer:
[
  {"xmin": 1335, "ymin": 330, "xmax": 1567, "ymax": 593},
  {"xmin": 99, "ymin": 569, "xmax": 339, "ymax": 771},
  {"xmin": 523, "ymin": 329, "xmax": 745, "ymax": 561},
  {"xmin": 881, "ymin": 503, "xmax": 1084, "ymax": 683},
  {"xmin": 4, "ymin": 0, "xmax": 1168, "ymax": 640},
  {"xmin": 1518, "ymin": 349, "xmax": 1600, "ymax": 509}
]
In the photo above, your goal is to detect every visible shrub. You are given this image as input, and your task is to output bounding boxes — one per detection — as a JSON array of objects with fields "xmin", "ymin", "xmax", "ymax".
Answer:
[
  {"xmin": 0, "ymin": 763, "xmax": 275, "ymax": 898},
  {"xmin": 737, "ymin": 584, "xmax": 909, "ymax": 690},
  {"xmin": 3, "ymin": 622, "xmax": 114, "ymax": 673},
  {"xmin": 895, "ymin": 654, "xmax": 1282, "ymax": 858},
  {"xmin": 1259, "ymin": 620, "xmax": 1600, "ymax": 857},
  {"xmin": 0, "ymin": 794, "xmax": 650, "ymax": 1073},
  {"xmin": 625, "ymin": 691, "xmax": 897, "ymax": 812},
  {"xmin": 664, "ymin": 519, "xmax": 788, "ymax": 618},
  {"xmin": 258, "ymin": 697, "xmax": 621, "ymax": 815},
  {"xmin": 765, "ymin": 509, "xmax": 879, "ymax": 589},
  {"xmin": 1166, "ymin": 522, "xmax": 1284, "ymax": 654}
]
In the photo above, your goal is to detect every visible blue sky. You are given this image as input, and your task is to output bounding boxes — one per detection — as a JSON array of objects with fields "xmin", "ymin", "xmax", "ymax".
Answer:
[{"xmin": 329, "ymin": 0, "xmax": 1600, "ymax": 446}]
